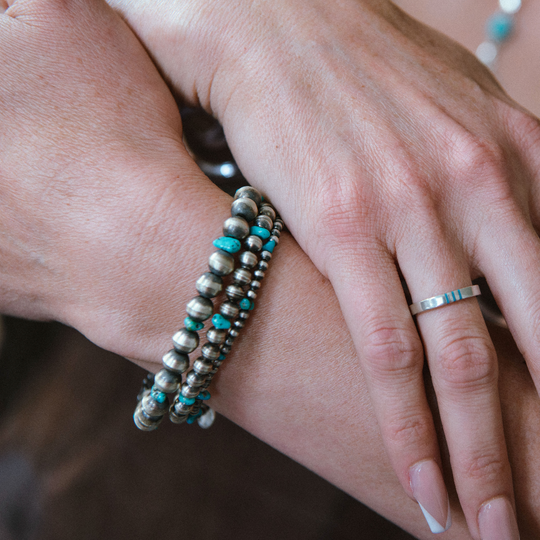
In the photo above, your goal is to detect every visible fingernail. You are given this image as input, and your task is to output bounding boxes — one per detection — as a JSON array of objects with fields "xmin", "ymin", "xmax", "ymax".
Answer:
[
  {"xmin": 478, "ymin": 497, "xmax": 520, "ymax": 540},
  {"xmin": 410, "ymin": 460, "xmax": 452, "ymax": 534}
]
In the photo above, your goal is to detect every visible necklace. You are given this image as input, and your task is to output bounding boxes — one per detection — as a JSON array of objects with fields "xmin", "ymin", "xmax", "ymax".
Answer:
[{"xmin": 476, "ymin": 0, "xmax": 522, "ymax": 68}]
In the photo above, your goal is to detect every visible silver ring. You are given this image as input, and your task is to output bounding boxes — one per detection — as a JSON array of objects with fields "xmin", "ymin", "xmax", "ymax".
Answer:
[{"xmin": 409, "ymin": 285, "xmax": 482, "ymax": 316}]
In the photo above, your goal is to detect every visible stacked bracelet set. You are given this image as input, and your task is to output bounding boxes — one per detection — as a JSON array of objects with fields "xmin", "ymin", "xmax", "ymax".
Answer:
[{"xmin": 134, "ymin": 186, "xmax": 283, "ymax": 431}]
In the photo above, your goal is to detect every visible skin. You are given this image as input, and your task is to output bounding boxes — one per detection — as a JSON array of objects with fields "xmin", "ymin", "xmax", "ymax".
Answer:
[
  {"xmin": 0, "ymin": 0, "xmax": 539, "ymax": 537},
  {"xmin": 104, "ymin": 0, "xmax": 540, "ymax": 536}
]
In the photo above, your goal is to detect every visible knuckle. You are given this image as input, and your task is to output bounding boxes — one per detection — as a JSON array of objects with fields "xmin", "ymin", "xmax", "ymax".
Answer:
[
  {"xmin": 461, "ymin": 450, "xmax": 507, "ymax": 483},
  {"xmin": 362, "ymin": 321, "xmax": 423, "ymax": 383},
  {"xmin": 506, "ymin": 108, "xmax": 540, "ymax": 149},
  {"xmin": 384, "ymin": 412, "xmax": 433, "ymax": 448},
  {"xmin": 436, "ymin": 333, "xmax": 497, "ymax": 390}
]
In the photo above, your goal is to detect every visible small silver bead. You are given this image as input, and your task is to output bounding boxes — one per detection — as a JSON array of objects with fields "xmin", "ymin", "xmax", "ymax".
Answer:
[
  {"xmin": 172, "ymin": 400, "xmax": 193, "ymax": 415},
  {"xmin": 233, "ymin": 319, "xmax": 245, "ymax": 330},
  {"xmin": 153, "ymin": 368, "xmax": 181, "ymax": 394},
  {"xmin": 186, "ymin": 295, "xmax": 214, "ymax": 322},
  {"xmin": 169, "ymin": 410, "xmax": 188, "ymax": 424},
  {"xmin": 273, "ymin": 221, "xmax": 284, "ymax": 231},
  {"xmin": 141, "ymin": 392, "xmax": 168, "ymax": 417},
  {"xmin": 261, "ymin": 251, "xmax": 272, "ymax": 261},
  {"xmin": 221, "ymin": 345, "xmax": 231, "ymax": 354},
  {"xmin": 234, "ymin": 186, "xmax": 263, "ymax": 207},
  {"xmin": 201, "ymin": 343, "xmax": 221, "ymax": 361},
  {"xmin": 181, "ymin": 382, "xmax": 200, "ymax": 399},
  {"xmin": 211, "ymin": 360, "xmax": 223, "ymax": 369},
  {"xmin": 257, "ymin": 260, "xmax": 269, "ymax": 272},
  {"xmin": 231, "ymin": 198, "xmax": 258, "ymax": 222},
  {"xmin": 224, "ymin": 337, "xmax": 235, "ymax": 347},
  {"xmin": 246, "ymin": 290, "xmax": 257, "ymax": 300},
  {"xmin": 196, "ymin": 272, "xmax": 223, "ymax": 298},
  {"xmin": 172, "ymin": 328, "xmax": 199, "ymax": 354},
  {"xmin": 250, "ymin": 280, "xmax": 261, "ymax": 291},
  {"xmin": 193, "ymin": 357, "xmax": 214, "ymax": 375},
  {"xmin": 226, "ymin": 284, "xmax": 245, "ymax": 301},
  {"xmin": 239, "ymin": 251, "xmax": 258, "ymax": 269},
  {"xmin": 209, "ymin": 250, "xmax": 235, "ymax": 276},
  {"xmin": 229, "ymin": 328, "xmax": 240, "ymax": 338},
  {"xmin": 269, "ymin": 235, "xmax": 280, "ymax": 245},
  {"xmin": 253, "ymin": 270, "xmax": 265, "ymax": 280},
  {"xmin": 220, "ymin": 301, "xmax": 240, "ymax": 320},
  {"xmin": 254, "ymin": 214, "xmax": 273, "ymax": 231},
  {"xmin": 207, "ymin": 326, "xmax": 228, "ymax": 344},
  {"xmin": 271, "ymin": 229, "xmax": 281, "ymax": 238},
  {"xmin": 244, "ymin": 235, "xmax": 263, "ymax": 252},
  {"xmin": 186, "ymin": 370, "xmax": 207, "ymax": 387},
  {"xmin": 223, "ymin": 216, "xmax": 250, "ymax": 240},
  {"xmin": 232, "ymin": 267, "xmax": 252, "ymax": 286},
  {"xmin": 259, "ymin": 204, "xmax": 276, "ymax": 221},
  {"xmin": 162, "ymin": 349, "xmax": 189, "ymax": 374},
  {"xmin": 238, "ymin": 310, "xmax": 250, "ymax": 320}
]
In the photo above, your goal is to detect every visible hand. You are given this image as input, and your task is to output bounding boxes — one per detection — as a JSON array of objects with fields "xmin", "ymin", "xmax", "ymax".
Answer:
[{"xmin": 106, "ymin": 0, "xmax": 540, "ymax": 536}]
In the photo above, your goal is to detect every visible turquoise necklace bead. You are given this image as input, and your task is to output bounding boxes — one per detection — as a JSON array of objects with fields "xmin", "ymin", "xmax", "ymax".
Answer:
[
  {"xmin": 250, "ymin": 226, "xmax": 271, "ymax": 240},
  {"xmin": 213, "ymin": 236, "xmax": 241, "ymax": 253},
  {"xmin": 184, "ymin": 316, "xmax": 204, "ymax": 332},
  {"xmin": 212, "ymin": 313, "xmax": 231, "ymax": 329},
  {"xmin": 487, "ymin": 12, "xmax": 514, "ymax": 42}
]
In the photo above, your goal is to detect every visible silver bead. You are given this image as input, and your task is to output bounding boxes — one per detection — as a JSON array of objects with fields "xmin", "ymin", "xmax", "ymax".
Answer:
[
  {"xmin": 231, "ymin": 198, "xmax": 258, "ymax": 222},
  {"xmin": 232, "ymin": 267, "xmax": 252, "ymax": 286},
  {"xmin": 221, "ymin": 345, "xmax": 231, "ymax": 354},
  {"xmin": 220, "ymin": 301, "xmax": 240, "ymax": 319},
  {"xmin": 273, "ymin": 221, "xmax": 284, "ymax": 231},
  {"xmin": 250, "ymin": 280, "xmax": 261, "ymax": 291},
  {"xmin": 196, "ymin": 272, "xmax": 223, "ymax": 298},
  {"xmin": 239, "ymin": 251, "xmax": 258, "ymax": 269},
  {"xmin": 186, "ymin": 295, "xmax": 214, "ymax": 322},
  {"xmin": 181, "ymin": 382, "xmax": 200, "ymax": 399},
  {"xmin": 261, "ymin": 251, "xmax": 272, "ymax": 261},
  {"xmin": 197, "ymin": 407, "xmax": 216, "ymax": 429},
  {"xmin": 193, "ymin": 357, "xmax": 214, "ymax": 375},
  {"xmin": 257, "ymin": 260, "xmax": 269, "ymax": 272},
  {"xmin": 254, "ymin": 214, "xmax": 273, "ymax": 231},
  {"xmin": 162, "ymin": 349, "xmax": 189, "ymax": 374},
  {"xmin": 209, "ymin": 250, "xmax": 235, "ymax": 276},
  {"xmin": 244, "ymin": 235, "xmax": 263, "ymax": 252},
  {"xmin": 253, "ymin": 270, "xmax": 265, "ymax": 280},
  {"xmin": 172, "ymin": 400, "xmax": 192, "ymax": 416},
  {"xmin": 201, "ymin": 343, "xmax": 221, "ymax": 361},
  {"xmin": 134, "ymin": 403, "xmax": 162, "ymax": 431},
  {"xmin": 207, "ymin": 326, "xmax": 228, "ymax": 344},
  {"xmin": 224, "ymin": 337, "xmax": 235, "ymax": 347},
  {"xmin": 233, "ymin": 319, "xmax": 245, "ymax": 329},
  {"xmin": 226, "ymin": 284, "xmax": 245, "ymax": 301},
  {"xmin": 229, "ymin": 328, "xmax": 240, "ymax": 338},
  {"xmin": 169, "ymin": 409, "xmax": 188, "ymax": 424},
  {"xmin": 153, "ymin": 368, "xmax": 181, "ymax": 394},
  {"xmin": 234, "ymin": 186, "xmax": 263, "ymax": 207},
  {"xmin": 269, "ymin": 235, "xmax": 280, "ymax": 245},
  {"xmin": 223, "ymin": 216, "xmax": 250, "ymax": 240},
  {"xmin": 141, "ymin": 392, "xmax": 169, "ymax": 417},
  {"xmin": 172, "ymin": 328, "xmax": 199, "ymax": 354},
  {"xmin": 186, "ymin": 370, "xmax": 206, "ymax": 387},
  {"xmin": 239, "ymin": 310, "xmax": 250, "ymax": 320},
  {"xmin": 271, "ymin": 229, "xmax": 280, "ymax": 238},
  {"xmin": 246, "ymin": 290, "xmax": 257, "ymax": 300},
  {"xmin": 259, "ymin": 204, "xmax": 276, "ymax": 221}
]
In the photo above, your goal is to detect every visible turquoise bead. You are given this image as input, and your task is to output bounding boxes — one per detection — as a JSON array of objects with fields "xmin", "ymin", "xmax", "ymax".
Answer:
[
  {"xmin": 219, "ymin": 354, "xmax": 226, "ymax": 361},
  {"xmin": 177, "ymin": 395, "xmax": 196, "ymax": 405},
  {"xmin": 184, "ymin": 317, "xmax": 204, "ymax": 332},
  {"xmin": 250, "ymin": 226, "xmax": 271, "ymax": 240},
  {"xmin": 239, "ymin": 298, "xmax": 251, "ymax": 310},
  {"xmin": 151, "ymin": 387, "xmax": 167, "ymax": 403},
  {"xmin": 197, "ymin": 390, "xmax": 211, "ymax": 401},
  {"xmin": 187, "ymin": 410, "xmax": 203, "ymax": 424},
  {"xmin": 213, "ymin": 236, "xmax": 241, "ymax": 253},
  {"xmin": 249, "ymin": 300, "xmax": 255, "ymax": 311},
  {"xmin": 487, "ymin": 13, "xmax": 514, "ymax": 42},
  {"xmin": 212, "ymin": 313, "xmax": 231, "ymax": 329},
  {"xmin": 262, "ymin": 239, "xmax": 276, "ymax": 253}
]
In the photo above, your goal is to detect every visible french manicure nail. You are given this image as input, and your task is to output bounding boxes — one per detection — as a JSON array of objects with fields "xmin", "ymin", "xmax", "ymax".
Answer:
[
  {"xmin": 478, "ymin": 497, "xmax": 520, "ymax": 540},
  {"xmin": 410, "ymin": 460, "xmax": 452, "ymax": 534}
]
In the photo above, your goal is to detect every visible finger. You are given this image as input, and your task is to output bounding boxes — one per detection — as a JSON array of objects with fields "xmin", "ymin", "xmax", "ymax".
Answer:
[
  {"xmin": 324, "ymin": 240, "xmax": 449, "ymax": 533},
  {"xmin": 399, "ymin": 227, "xmax": 516, "ymax": 539}
]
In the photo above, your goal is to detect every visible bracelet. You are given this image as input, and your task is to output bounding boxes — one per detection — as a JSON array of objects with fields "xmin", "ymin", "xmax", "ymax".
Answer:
[{"xmin": 133, "ymin": 186, "xmax": 283, "ymax": 431}]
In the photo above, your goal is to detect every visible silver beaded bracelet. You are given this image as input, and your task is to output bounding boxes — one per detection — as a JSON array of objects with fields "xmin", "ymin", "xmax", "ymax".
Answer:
[{"xmin": 134, "ymin": 186, "xmax": 283, "ymax": 431}]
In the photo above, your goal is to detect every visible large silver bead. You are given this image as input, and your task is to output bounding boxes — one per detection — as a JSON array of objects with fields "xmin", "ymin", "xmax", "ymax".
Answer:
[
  {"xmin": 254, "ymin": 214, "xmax": 273, "ymax": 231},
  {"xmin": 259, "ymin": 204, "xmax": 276, "ymax": 221},
  {"xmin": 226, "ymin": 284, "xmax": 245, "ymax": 301},
  {"xmin": 193, "ymin": 357, "xmax": 214, "ymax": 375},
  {"xmin": 231, "ymin": 198, "xmax": 258, "ymax": 222},
  {"xmin": 220, "ymin": 301, "xmax": 240, "ymax": 320},
  {"xmin": 181, "ymin": 382, "xmax": 200, "ymax": 399},
  {"xmin": 169, "ymin": 409, "xmax": 188, "ymax": 424},
  {"xmin": 239, "ymin": 251, "xmax": 258, "ymax": 269},
  {"xmin": 141, "ymin": 392, "xmax": 169, "ymax": 417},
  {"xmin": 186, "ymin": 295, "xmax": 214, "ymax": 322},
  {"xmin": 162, "ymin": 349, "xmax": 189, "ymax": 374},
  {"xmin": 186, "ymin": 370, "xmax": 207, "ymax": 387},
  {"xmin": 234, "ymin": 186, "xmax": 263, "ymax": 207},
  {"xmin": 232, "ymin": 267, "xmax": 252, "ymax": 286},
  {"xmin": 223, "ymin": 216, "xmax": 250, "ymax": 240},
  {"xmin": 244, "ymin": 235, "xmax": 263, "ymax": 252},
  {"xmin": 172, "ymin": 400, "xmax": 192, "ymax": 416},
  {"xmin": 134, "ymin": 403, "xmax": 162, "ymax": 431},
  {"xmin": 172, "ymin": 328, "xmax": 199, "ymax": 354},
  {"xmin": 201, "ymin": 343, "xmax": 221, "ymax": 361},
  {"xmin": 209, "ymin": 250, "xmax": 235, "ymax": 276},
  {"xmin": 207, "ymin": 326, "xmax": 228, "ymax": 344},
  {"xmin": 196, "ymin": 272, "xmax": 223, "ymax": 298},
  {"xmin": 153, "ymin": 368, "xmax": 181, "ymax": 394}
]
